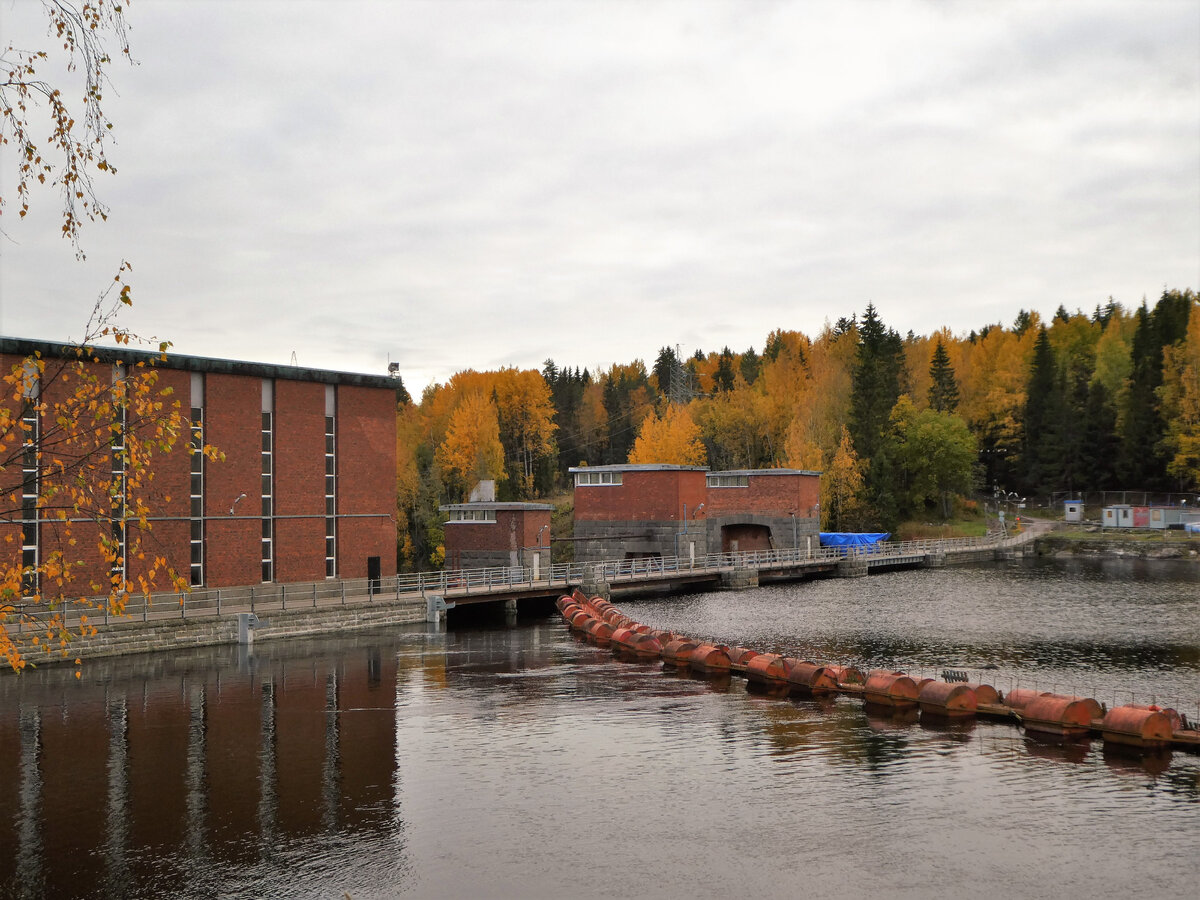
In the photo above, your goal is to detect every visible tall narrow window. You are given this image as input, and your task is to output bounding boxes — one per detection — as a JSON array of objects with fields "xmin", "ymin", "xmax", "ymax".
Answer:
[
  {"xmin": 189, "ymin": 372, "xmax": 205, "ymax": 586},
  {"xmin": 261, "ymin": 379, "xmax": 274, "ymax": 583},
  {"xmin": 324, "ymin": 384, "xmax": 336, "ymax": 578},
  {"xmin": 20, "ymin": 365, "xmax": 39, "ymax": 598},
  {"xmin": 111, "ymin": 363, "xmax": 128, "ymax": 588}
]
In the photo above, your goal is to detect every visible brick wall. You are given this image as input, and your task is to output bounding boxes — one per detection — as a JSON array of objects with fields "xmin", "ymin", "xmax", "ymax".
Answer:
[
  {"xmin": 444, "ymin": 507, "xmax": 551, "ymax": 569},
  {"xmin": 704, "ymin": 472, "xmax": 820, "ymax": 517},
  {"xmin": 574, "ymin": 469, "xmax": 707, "ymax": 522},
  {"xmin": 203, "ymin": 373, "xmax": 264, "ymax": 587},
  {"xmin": 274, "ymin": 379, "xmax": 326, "ymax": 583},
  {"xmin": 334, "ymin": 385, "xmax": 397, "ymax": 579}
]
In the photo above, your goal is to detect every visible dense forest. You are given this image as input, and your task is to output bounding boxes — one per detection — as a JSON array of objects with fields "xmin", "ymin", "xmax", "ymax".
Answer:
[{"xmin": 396, "ymin": 289, "xmax": 1199, "ymax": 570}]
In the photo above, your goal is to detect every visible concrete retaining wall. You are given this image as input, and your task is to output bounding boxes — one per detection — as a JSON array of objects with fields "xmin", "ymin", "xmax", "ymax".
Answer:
[{"xmin": 18, "ymin": 599, "xmax": 426, "ymax": 669}]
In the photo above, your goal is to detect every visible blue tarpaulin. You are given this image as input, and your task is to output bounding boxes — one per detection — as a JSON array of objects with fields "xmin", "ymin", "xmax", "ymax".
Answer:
[{"xmin": 819, "ymin": 532, "xmax": 891, "ymax": 547}]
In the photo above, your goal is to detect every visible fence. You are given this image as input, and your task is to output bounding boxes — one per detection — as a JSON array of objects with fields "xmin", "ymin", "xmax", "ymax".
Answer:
[{"xmin": 12, "ymin": 531, "xmax": 1037, "ymax": 634}]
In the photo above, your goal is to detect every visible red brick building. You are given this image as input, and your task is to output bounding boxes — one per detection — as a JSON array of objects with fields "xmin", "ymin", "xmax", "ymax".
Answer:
[
  {"xmin": 440, "ymin": 502, "xmax": 553, "ymax": 573},
  {"xmin": 570, "ymin": 464, "xmax": 821, "ymax": 562},
  {"xmin": 2, "ymin": 337, "xmax": 399, "ymax": 597}
]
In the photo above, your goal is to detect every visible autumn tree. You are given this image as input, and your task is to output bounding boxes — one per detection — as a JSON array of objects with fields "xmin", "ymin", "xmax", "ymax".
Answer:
[
  {"xmin": 2, "ymin": 297, "xmax": 222, "ymax": 671},
  {"xmin": 434, "ymin": 390, "xmax": 506, "ymax": 501},
  {"xmin": 2, "ymin": 0, "xmax": 132, "ymax": 255},
  {"xmin": 627, "ymin": 404, "xmax": 707, "ymax": 466},
  {"xmin": 1157, "ymin": 292, "xmax": 1200, "ymax": 488},
  {"xmin": 493, "ymin": 368, "xmax": 557, "ymax": 497},
  {"xmin": 821, "ymin": 426, "xmax": 867, "ymax": 532},
  {"xmin": 1, "ymin": 4, "xmax": 228, "ymax": 672}
]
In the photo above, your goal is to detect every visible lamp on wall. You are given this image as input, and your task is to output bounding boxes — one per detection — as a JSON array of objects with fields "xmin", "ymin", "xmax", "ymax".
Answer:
[{"xmin": 229, "ymin": 492, "xmax": 247, "ymax": 516}]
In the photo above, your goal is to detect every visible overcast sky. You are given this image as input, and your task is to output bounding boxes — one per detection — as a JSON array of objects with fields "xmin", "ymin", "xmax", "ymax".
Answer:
[{"xmin": 1, "ymin": 0, "xmax": 1197, "ymax": 396}]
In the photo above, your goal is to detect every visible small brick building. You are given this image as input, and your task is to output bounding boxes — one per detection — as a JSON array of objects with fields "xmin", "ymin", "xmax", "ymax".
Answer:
[
  {"xmin": 570, "ymin": 464, "xmax": 821, "ymax": 563},
  {"xmin": 440, "ymin": 502, "xmax": 553, "ymax": 572},
  {"xmin": 2, "ymin": 337, "xmax": 400, "ymax": 596}
]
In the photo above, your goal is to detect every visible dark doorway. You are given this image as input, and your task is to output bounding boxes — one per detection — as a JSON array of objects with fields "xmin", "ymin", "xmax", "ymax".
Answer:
[{"xmin": 367, "ymin": 555, "xmax": 381, "ymax": 597}]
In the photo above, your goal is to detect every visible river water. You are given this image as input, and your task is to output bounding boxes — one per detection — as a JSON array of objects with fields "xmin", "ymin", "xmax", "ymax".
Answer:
[{"xmin": 0, "ymin": 557, "xmax": 1197, "ymax": 899}]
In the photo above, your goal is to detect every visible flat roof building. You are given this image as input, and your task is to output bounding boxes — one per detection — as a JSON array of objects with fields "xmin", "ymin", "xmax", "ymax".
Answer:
[
  {"xmin": 570, "ymin": 464, "xmax": 821, "ymax": 563},
  {"xmin": 440, "ymin": 502, "xmax": 553, "ymax": 573},
  {"xmin": 2, "ymin": 337, "xmax": 400, "ymax": 598}
]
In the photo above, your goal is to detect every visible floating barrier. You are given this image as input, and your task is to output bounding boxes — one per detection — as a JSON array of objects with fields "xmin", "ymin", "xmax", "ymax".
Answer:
[
  {"xmin": 726, "ymin": 647, "xmax": 760, "ymax": 673},
  {"xmin": 786, "ymin": 661, "xmax": 839, "ymax": 696},
  {"xmin": 744, "ymin": 653, "xmax": 790, "ymax": 685},
  {"xmin": 1002, "ymin": 688, "xmax": 1048, "ymax": 711},
  {"xmin": 1021, "ymin": 695, "xmax": 1102, "ymax": 738},
  {"xmin": 688, "ymin": 644, "xmax": 733, "ymax": 674},
  {"xmin": 863, "ymin": 672, "xmax": 920, "ymax": 709},
  {"xmin": 552, "ymin": 595, "xmax": 1198, "ymax": 754},
  {"xmin": 918, "ymin": 681, "xmax": 978, "ymax": 718},
  {"xmin": 661, "ymin": 638, "xmax": 699, "ymax": 667},
  {"xmin": 1101, "ymin": 705, "xmax": 1174, "ymax": 749},
  {"xmin": 964, "ymin": 683, "xmax": 1000, "ymax": 705},
  {"xmin": 824, "ymin": 665, "xmax": 865, "ymax": 688}
]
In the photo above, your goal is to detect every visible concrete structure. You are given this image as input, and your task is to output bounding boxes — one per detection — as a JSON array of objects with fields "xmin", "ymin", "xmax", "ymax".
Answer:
[
  {"xmin": 440, "ymin": 502, "xmax": 553, "ymax": 573},
  {"xmin": 570, "ymin": 464, "xmax": 821, "ymax": 563},
  {"xmin": 2, "ymin": 336, "xmax": 400, "ymax": 598}
]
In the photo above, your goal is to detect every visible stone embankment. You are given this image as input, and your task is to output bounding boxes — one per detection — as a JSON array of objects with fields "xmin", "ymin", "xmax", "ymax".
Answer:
[
  {"xmin": 1034, "ymin": 533, "xmax": 1200, "ymax": 560},
  {"xmin": 16, "ymin": 600, "xmax": 426, "ymax": 669}
]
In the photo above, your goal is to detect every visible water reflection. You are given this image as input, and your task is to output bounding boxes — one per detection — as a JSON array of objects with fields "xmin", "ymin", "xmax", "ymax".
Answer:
[
  {"xmin": 0, "ymin": 558, "xmax": 1197, "ymax": 899},
  {"xmin": 0, "ymin": 640, "xmax": 405, "ymax": 899}
]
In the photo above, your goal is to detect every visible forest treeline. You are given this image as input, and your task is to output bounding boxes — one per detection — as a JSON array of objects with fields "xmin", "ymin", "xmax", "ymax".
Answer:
[{"xmin": 396, "ymin": 289, "xmax": 1199, "ymax": 570}]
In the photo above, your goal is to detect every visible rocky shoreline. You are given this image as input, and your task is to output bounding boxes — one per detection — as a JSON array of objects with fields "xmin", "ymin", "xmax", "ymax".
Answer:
[{"xmin": 1034, "ymin": 533, "xmax": 1200, "ymax": 560}]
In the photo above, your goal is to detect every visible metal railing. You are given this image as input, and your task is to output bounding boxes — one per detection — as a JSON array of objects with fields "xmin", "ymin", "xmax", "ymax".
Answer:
[{"xmin": 13, "ymin": 529, "xmax": 1039, "ymax": 633}]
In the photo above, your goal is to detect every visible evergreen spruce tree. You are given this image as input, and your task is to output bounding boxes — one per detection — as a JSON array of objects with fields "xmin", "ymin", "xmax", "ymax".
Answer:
[
  {"xmin": 1020, "ymin": 327, "xmax": 1064, "ymax": 496},
  {"xmin": 714, "ymin": 347, "xmax": 736, "ymax": 392},
  {"xmin": 848, "ymin": 304, "xmax": 904, "ymax": 528},
  {"xmin": 927, "ymin": 338, "xmax": 960, "ymax": 413}
]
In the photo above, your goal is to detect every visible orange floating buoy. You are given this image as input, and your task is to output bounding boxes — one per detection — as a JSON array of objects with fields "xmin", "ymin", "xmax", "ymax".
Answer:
[
  {"xmin": 1021, "ymin": 695, "xmax": 1099, "ymax": 738},
  {"xmin": 824, "ymin": 665, "xmax": 865, "ymax": 687},
  {"xmin": 726, "ymin": 647, "xmax": 760, "ymax": 672},
  {"xmin": 583, "ymin": 618, "xmax": 615, "ymax": 645},
  {"xmin": 863, "ymin": 672, "xmax": 920, "ymax": 708},
  {"xmin": 964, "ymin": 683, "xmax": 1000, "ymax": 705},
  {"xmin": 661, "ymin": 638, "xmax": 698, "ymax": 667},
  {"xmin": 1003, "ymin": 688, "xmax": 1049, "ymax": 711},
  {"xmin": 1101, "ymin": 705, "xmax": 1174, "ymax": 749},
  {"xmin": 1126, "ymin": 704, "xmax": 1183, "ymax": 733},
  {"xmin": 689, "ymin": 644, "xmax": 733, "ymax": 674},
  {"xmin": 568, "ymin": 608, "xmax": 594, "ymax": 630},
  {"xmin": 786, "ymin": 661, "xmax": 839, "ymax": 696},
  {"xmin": 745, "ymin": 653, "xmax": 790, "ymax": 684},
  {"xmin": 918, "ymin": 681, "xmax": 978, "ymax": 718}
]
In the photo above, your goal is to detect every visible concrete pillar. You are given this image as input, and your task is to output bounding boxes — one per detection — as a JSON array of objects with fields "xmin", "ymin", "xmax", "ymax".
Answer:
[
  {"xmin": 720, "ymin": 567, "xmax": 759, "ymax": 590},
  {"xmin": 924, "ymin": 551, "xmax": 947, "ymax": 568},
  {"xmin": 837, "ymin": 556, "xmax": 869, "ymax": 578},
  {"xmin": 580, "ymin": 578, "xmax": 610, "ymax": 600}
]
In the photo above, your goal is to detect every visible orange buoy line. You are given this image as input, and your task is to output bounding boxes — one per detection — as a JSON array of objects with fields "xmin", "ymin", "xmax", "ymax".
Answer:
[{"xmin": 554, "ymin": 592, "xmax": 1200, "ymax": 754}]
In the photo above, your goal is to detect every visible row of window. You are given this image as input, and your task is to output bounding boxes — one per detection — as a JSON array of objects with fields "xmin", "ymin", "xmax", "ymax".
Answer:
[
  {"xmin": 447, "ymin": 508, "xmax": 497, "ymax": 522},
  {"xmin": 21, "ymin": 371, "xmax": 345, "ymax": 590},
  {"xmin": 574, "ymin": 471, "xmax": 623, "ymax": 486},
  {"xmin": 707, "ymin": 474, "xmax": 750, "ymax": 488}
]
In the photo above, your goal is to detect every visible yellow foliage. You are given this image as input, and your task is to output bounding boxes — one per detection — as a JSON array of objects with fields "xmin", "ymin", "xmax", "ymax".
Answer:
[{"xmin": 628, "ymin": 404, "xmax": 707, "ymax": 465}]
